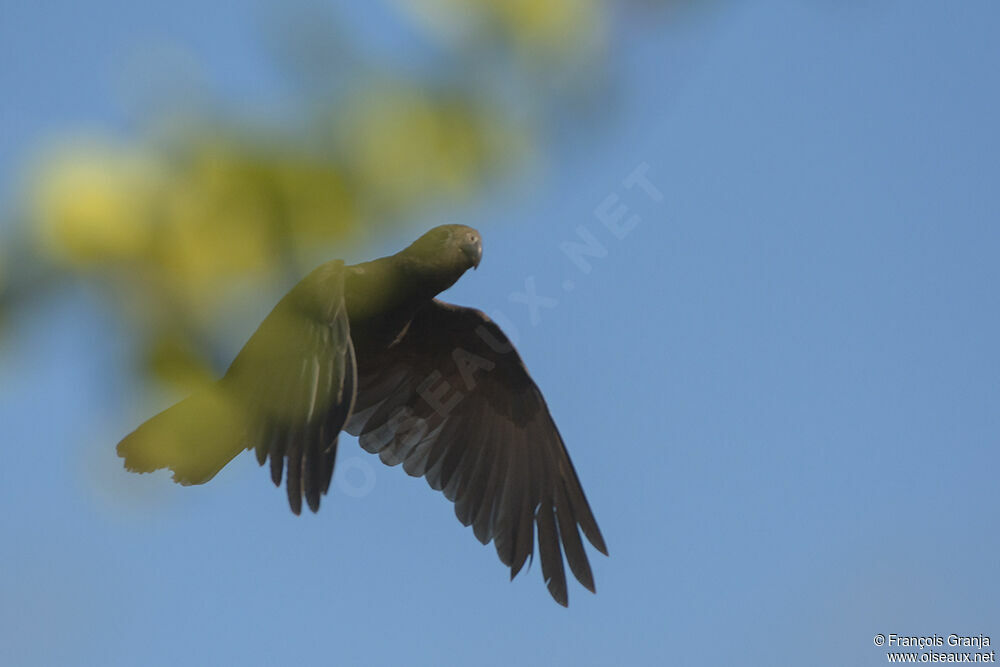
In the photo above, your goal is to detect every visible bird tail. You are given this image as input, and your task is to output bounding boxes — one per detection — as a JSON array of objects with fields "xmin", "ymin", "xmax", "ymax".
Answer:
[{"xmin": 117, "ymin": 385, "xmax": 248, "ymax": 486}]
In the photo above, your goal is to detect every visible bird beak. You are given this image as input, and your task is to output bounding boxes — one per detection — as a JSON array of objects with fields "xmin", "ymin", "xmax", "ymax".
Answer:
[{"xmin": 461, "ymin": 236, "xmax": 483, "ymax": 270}]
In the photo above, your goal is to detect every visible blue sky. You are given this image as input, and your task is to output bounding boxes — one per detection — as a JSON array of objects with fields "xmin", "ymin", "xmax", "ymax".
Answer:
[{"xmin": 2, "ymin": 2, "xmax": 999, "ymax": 665}]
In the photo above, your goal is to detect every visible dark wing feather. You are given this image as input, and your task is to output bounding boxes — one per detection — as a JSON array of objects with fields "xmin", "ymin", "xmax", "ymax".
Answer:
[
  {"xmin": 345, "ymin": 299, "xmax": 606, "ymax": 605},
  {"xmin": 221, "ymin": 260, "xmax": 357, "ymax": 514}
]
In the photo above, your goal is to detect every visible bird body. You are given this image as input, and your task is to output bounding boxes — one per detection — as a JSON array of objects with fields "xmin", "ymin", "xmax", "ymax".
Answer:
[{"xmin": 118, "ymin": 224, "xmax": 606, "ymax": 605}]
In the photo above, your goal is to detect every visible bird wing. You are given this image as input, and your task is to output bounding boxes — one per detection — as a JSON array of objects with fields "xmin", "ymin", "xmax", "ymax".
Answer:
[
  {"xmin": 222, "ymin": 259, "xmax": 357, "ymax": 515},
  {"xmin": 345, "ymin": 299, "xmax": 607, "ymax": 606},
  {"xmin": 118, "ymin": 260, "xmax": 357, "ymax": 515}
]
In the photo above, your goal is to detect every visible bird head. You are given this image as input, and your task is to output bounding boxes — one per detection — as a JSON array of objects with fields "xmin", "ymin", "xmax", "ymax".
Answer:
[{"xmin": 399, "ymin": 224, "xmax": 483, "ymax": 294}]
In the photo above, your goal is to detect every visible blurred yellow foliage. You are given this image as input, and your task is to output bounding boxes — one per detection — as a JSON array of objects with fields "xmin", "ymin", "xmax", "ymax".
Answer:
[
  {"xmin": 395, "ymin": 0, "xmax": 603, "ymax": 61},
  {"xmin": 156, "ymin": 144, "xmax": 277, "ymax": 295},
  {"xmin": 31, "ymin": 142, "xmax": 159, "ymax": 268},
  {"xmin": 270, "ymin": 157, "xmax": 357, "ymax": 247},
  {"xmin": 345, "ymin": 86, "xmax": 519, "ymax": 213},
  {"xmin": 27, "ymin": 93, "xmax": 515, "ymax": 294},
  {"xmin": 146, "ymin": 330, "xmax": 219, "ymax": 389},
  {"xmin": 16, "ymin": 88, "xmax": 523, "ymax": 385},
  {"xmin": 2, "ymin": 0, "xmax": 633, "ymax": 390},
  {"xmin": 494, "ymin": 0, "xmax": 603, "ymax": 58}
]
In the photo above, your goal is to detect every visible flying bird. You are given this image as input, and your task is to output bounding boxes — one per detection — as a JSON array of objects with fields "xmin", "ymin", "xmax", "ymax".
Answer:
[{"xmin": 117, "ymin": 224, "xmax": 607, "ymax": 606}]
